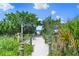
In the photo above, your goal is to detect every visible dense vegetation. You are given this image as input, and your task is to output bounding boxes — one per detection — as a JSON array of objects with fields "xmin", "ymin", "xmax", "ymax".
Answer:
[
  {"xmin": 0, "ymin": 10, "xmax": 79, "ymax": 56},
  {"xmin": 0, "ymin": 11, "xmax": 40, "ymax": 34},
  {"xmin": 0, "ymin": 35, "xmax": 32, "ymax": 56},
  {"xmin": 42, "ymin": 16, "xmax": 79, "ymax": 56},
  {"xmin": 0, "ymin": 11, "xmax": 39, "ymax": 56}
]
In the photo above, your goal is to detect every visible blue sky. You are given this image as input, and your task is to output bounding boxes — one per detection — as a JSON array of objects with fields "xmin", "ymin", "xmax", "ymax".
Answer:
[{"xmin": 0, "ymin": 3, "xmax": 79, "ymax": 23}]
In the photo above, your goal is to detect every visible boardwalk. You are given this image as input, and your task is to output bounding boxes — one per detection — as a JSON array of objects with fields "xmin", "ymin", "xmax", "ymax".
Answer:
[{"xmin": 32, "ymin": 36, "xmax": 49, "ymax": 56}]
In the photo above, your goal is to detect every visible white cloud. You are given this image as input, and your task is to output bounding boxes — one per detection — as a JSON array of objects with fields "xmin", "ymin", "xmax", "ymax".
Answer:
[
  {"xmin": 33, "ymin": 3, "xmax": 49, "ymax": 10},
  {"xmin": 55, "ymin": 15, "xmax": 65, "ymax": 23},
  {"xmin": 60, "ymin": 18, "xmax": 65, "ymax": 23},
  {"xmin": 56, "ymin": 15, "xmax": 61, "ymax": 19},
  {"xmin": 51, "ymin": 10, "xmax": 56, "ymax": 15},
  {"xmin": 0, "ymin": 3, "xmax": 14, "ymax": 11},
  {"xmin": 61, "ymin": 20, "xmax": 65, "ymax": 23}
]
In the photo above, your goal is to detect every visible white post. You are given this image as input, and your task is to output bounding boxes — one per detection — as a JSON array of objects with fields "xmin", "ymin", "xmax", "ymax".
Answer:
[{"xmin": 19, "ymin": 24, "xmax": 24, "ymax": 56}]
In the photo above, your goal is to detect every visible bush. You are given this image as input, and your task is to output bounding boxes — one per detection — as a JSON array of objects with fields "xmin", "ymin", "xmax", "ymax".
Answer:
[
  {"xmin": 0, "ymin": 35, "xmax": 19, "ymax": 56},
  {"xmin": 24, "ymin": 44, "xmax": 33, "ymax": 56},
  {"xmin": 0, "ymin": 35, "xmax": 33, "ymax": 56}
]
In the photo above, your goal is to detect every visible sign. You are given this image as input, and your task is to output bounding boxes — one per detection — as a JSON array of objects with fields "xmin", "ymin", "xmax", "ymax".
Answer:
[{"xmin": 54, "ymin": 26, "xmax": 58, "ymax": 32}]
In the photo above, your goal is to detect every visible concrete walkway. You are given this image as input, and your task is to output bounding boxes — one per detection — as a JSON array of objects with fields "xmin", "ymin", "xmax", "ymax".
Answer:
[{"xmin": 32, "ymin": 36, "xmax": 49, "ymax": 56}]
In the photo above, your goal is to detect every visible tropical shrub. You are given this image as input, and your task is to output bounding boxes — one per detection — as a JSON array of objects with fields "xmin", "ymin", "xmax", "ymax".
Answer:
[{"xmin": 0, "ymin": 35, "xmax": 33, "ymax": 56}]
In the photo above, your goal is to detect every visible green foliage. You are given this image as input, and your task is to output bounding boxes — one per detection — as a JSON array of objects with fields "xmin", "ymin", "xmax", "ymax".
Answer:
[
  {"xmin": 24, "ymin": 34, "xmax": 30, "ymax": 40},
  {"xmin": 42, "ymin": 16, "xmax": 60, "ymax": 34},
  {"xmin": 42, "ymin": 16, "xmax": 79, "ymax": 56},
  {"xmin": 67, "ymin": 17, "xmax": 79, "ymax": 39},
  {"xmin": 24, "ymin": 44, "xmax": 33, "ymax": 56},
  {"xmin": 48, "ymin": 51, "xmax": 61, "ymax": 56},
  {"xmin": 0, "ymin": 35, "xmax": 33, "ymax": 56},
  {"xmin": 0, "ymin": 35, "xmax": 19, "ymax": 56},
  {"xmin": 42, "ymin": 16, "xmax": 61, "ymax": 44},
  {"xmin": 0, "ymin": 11, "xmax": 39, "ymax": 34},
  {"xmin": 42, "ymin": 17, "xmax": 54, "ymax": 33},
  {"xmin": 1, "ymin": 10, "xmax": 79, "ymax": 56},
  {"xmin": 63, "ymin": 49, "xmax": 78, "ymax": 56}
]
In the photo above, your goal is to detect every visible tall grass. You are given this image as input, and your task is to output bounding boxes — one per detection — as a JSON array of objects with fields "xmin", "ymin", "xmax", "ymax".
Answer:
[
  {"xmin": 0, "ymin": 35, "xmax": 19, "ymax": 56},
  {"xmin": 0, "ymin": 35, "xmax": 33, "ymax": 56},
  {"xmin": 43, "ymin": 17, "xmax": 79, "ymax": 56}
]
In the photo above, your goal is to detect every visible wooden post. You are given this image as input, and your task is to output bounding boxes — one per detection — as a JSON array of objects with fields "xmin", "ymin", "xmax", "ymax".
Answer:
[
  {"xmin": 49, "ymin": 41, "xmax": 52, "ymax": 54},
  {"xmin": 30, "ymin": 34, "xmax": 32, "ymax": 46},
  {"xmin": 48, "ymin": 34, "xmax": 52, "ymax": 54},
  {"xmin": 19, "ymin": 24, "xmax": 24, "ymax": 56}
]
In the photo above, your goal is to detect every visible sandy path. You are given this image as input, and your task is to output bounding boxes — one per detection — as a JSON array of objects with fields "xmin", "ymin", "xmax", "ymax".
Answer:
[{"xmin": 32, "ymin": 36, "xmax": 49, "ymax": 56}]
